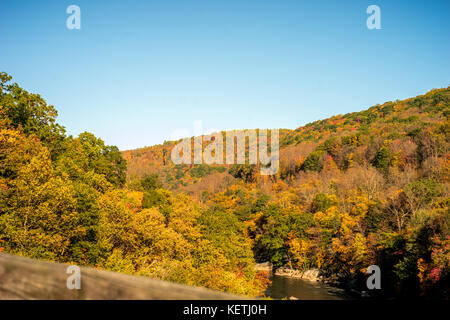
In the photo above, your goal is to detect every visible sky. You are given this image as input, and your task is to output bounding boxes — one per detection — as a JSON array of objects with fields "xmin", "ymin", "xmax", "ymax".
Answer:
[{"xmin": 1, "ymin": 0, "xmax": 449, "ymax": 150}]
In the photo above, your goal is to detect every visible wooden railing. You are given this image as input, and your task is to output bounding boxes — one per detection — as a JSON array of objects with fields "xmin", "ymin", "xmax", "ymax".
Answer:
[{"xmin": 0, "ymin": 253, "xmax": 245, "ymax": 300}]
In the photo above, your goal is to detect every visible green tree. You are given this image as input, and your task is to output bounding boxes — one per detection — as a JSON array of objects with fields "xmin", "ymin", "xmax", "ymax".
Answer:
[
  {"xmin": 302, "ymin": 151, "xmax": 324, "ymax": 172},
  {"xmin": 311, "ymin": 193, "xmax": 338, "ymax": 213},
  {"xmin": 0, "ymin": 72, "xmax": 66, "ymax": 159},
  {"xmin": 373, "ymin": 145, "xmax": 391, "ymax": 172},
  {"xmin": 77, "ymin": 132, "xmax": 127, "ymax": 187}
]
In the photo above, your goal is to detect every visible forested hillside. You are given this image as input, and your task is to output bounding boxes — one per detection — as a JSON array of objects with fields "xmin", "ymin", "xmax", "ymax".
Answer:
[
  {"xmin": 0, "ymin": 72, "xmax": 267, "ymax": 296},
  {"xmin": 1, "ymin": 71, "xmax": 448, "ymax": 298},
  {"xmin": 124, "ymin": 86, "xmax": 450, "ymax": 298}
]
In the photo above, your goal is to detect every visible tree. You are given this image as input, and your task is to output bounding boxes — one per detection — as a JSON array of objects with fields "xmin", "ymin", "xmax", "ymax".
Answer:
[
  {"xmin": 311, "ymin": 193, "xmax": 338, "ymax": 213},
  {"xmin": 403, "ymin": 179, "xmax": 444, "ymax": 215},
  {"xmin": 252, "ymin": 204, "xmax": 292, "ymax": 268},
  {"xmin": 0, "ymin": 133, "xmax": 84, "ymax": 260},
  {"xmin": 373, "ymin": 145, "xmax": 391, "ymax": 172},
  {"xmin": 228, "ymin": 164, "xmax": 256, "ymax": 183},
  {"xmin": 302, "ymin": 151, "xmax": 324, "ymax": 172},
  {"xmin": 0, "ymin": 72, "xmax": 66, "ymax": 158},
  {"xmin": 140, "ymin": 174, "xmax": 162, "ymax": 191},
  {"xmin": 77, "ymin": 132, "xmax": 127, "ymax": 187}
]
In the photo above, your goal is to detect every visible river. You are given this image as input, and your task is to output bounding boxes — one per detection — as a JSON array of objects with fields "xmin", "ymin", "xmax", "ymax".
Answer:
[{"xmin": 265, "ymin": 275, "xmax": 348, "ymax": 300}]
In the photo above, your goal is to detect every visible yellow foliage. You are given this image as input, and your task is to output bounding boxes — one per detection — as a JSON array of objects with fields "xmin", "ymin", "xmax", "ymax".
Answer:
[
  {"xmin": 417, "ymin": 258, "xmax": 427, "ymax": 284},
  {"xmin": 287, "ymin": 236, "xmax": 311, "ymax": 270}
]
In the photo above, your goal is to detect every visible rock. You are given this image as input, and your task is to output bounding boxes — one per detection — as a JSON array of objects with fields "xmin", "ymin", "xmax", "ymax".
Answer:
[
  {"xmin": 255, "ymin": 262, "xmax": 273, "ymax": 272},
  {"xmin": 274, "ymin": 268, "xmax": 321, "ymax": 282},
  {"xmin": 300, "ymin": 269, "xmax": 321, "ymax": 282},
  {"xmin": 361, "ymin": 291, "xmax": 370, "ymax": 298}
]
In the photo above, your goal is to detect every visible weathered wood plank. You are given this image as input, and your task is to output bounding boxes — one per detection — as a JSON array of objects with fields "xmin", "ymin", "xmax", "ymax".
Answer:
[{"xmin": 0, "ymin": 253, "xmax": 246, "ymax": 300}]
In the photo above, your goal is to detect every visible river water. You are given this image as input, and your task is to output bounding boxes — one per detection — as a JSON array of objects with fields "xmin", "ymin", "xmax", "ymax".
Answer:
[{"xmin": 265, "ymin": 275, "xmax": 348, "ymax": 300}]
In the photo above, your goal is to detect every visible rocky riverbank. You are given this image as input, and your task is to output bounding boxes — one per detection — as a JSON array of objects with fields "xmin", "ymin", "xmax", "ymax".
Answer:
[
  {"xmin": 255, "ymin": 262, "xmax": 322, "ymax": 282},
  {"xmin": 275, "ymin": 268, "xmax": 322, "ymax": 282},
  {"xmin": 256, "ymin": 262, "xmax": 377, "ymax": 299}
]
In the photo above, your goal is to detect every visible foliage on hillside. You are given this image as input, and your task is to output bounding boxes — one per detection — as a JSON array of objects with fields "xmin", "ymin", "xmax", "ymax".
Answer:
[
  {"xmin": 124, "ymin": 86, "xmax": 450, "ymax": 298},
  {"xmin": 0, "ymin": 72, "xmax": 267, "ymax": 297},
  {"xmin": 1, "ymin": 70, "xmax": 448, "ymax": 298}
]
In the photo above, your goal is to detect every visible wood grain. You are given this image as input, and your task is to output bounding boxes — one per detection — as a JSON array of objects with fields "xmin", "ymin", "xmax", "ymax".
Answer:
[{"xmin": 0, "ymin": 253, "xmax": 246, "ymax": 300}]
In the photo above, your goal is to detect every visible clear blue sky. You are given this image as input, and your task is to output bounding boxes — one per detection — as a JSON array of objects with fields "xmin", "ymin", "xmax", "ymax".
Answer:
[{"xmin": 1, "ymin": 0, "xmax": 449, "ymax": 150}]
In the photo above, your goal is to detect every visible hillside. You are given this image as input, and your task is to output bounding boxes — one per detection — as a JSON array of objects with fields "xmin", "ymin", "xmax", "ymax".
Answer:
[
  {"xmin": 1, "ymin": 71, "xmax": 449, "ymax": 298},
  {"xmin": 122, "ymin": 87, "xmax": 449, "ymax": 298},
  {"xmin": 123, "ymin": 86, "xmax": 450, "ymax": 196}
]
